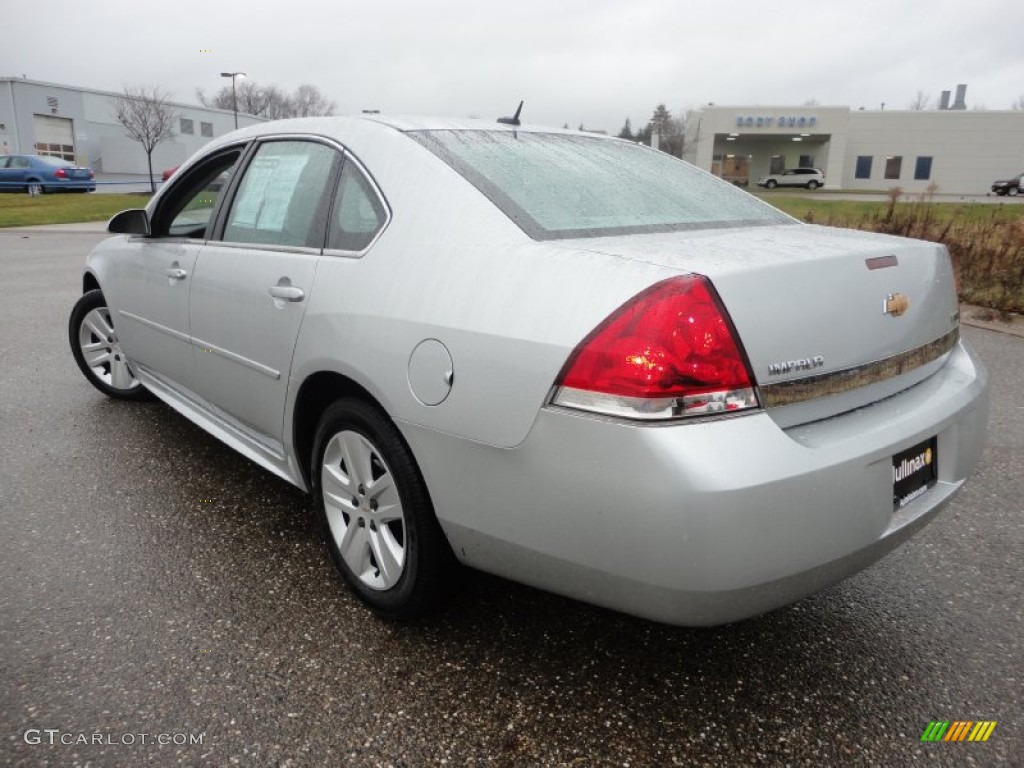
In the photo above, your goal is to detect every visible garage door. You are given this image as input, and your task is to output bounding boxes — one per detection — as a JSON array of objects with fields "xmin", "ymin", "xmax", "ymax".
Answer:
[{"xmin": 33, "ymin": 115, "xmax": 75, "ymax": 161}]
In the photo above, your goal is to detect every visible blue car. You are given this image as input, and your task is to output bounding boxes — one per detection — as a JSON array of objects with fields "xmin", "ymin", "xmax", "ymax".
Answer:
[{"xmin": 0, "ymin": 154, "xmax": 96, "ymax": 193}]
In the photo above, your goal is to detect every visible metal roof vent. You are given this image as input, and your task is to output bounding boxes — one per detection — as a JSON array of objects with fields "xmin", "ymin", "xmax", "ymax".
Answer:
[{"xmin": 951, "ymin": 84, "xmax": 967, "ymax": 110}]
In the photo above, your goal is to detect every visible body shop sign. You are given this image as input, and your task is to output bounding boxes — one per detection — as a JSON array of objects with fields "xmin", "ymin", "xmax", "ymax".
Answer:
[{"xmin": 736, "ymin": 115, "xmax": 818, "ymax": 128}]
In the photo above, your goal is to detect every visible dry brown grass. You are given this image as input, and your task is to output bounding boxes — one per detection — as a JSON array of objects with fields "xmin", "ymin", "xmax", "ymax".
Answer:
[{"xmin": 791, "ymin": 189, "xmax": 1024, "ymax": 313}]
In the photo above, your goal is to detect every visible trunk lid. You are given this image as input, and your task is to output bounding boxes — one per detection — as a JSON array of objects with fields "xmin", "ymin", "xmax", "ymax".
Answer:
[{"xmin": 564, "ymin": 223, "xmax": 960, "ymax": 428}]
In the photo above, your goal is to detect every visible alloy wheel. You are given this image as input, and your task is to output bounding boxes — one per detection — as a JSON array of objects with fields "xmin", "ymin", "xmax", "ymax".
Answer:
[
  {"xmin": 321, "ymin": 430, "xmax": 407, "ymax": 590},
  {"xmin": 78, "ymin": 307, "xmax": 141, "ymax": 392}
]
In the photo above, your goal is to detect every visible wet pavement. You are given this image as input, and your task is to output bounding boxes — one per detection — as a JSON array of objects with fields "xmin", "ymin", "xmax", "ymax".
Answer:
[{"xmin": 1, "ymin": 230, "xmax": 1022, "ymax": 766}]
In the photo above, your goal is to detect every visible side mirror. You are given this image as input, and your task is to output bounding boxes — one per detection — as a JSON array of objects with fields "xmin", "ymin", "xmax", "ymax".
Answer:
[{"xmin": 107, "ymin": 209, "xmax": 151, "ymax": 236}]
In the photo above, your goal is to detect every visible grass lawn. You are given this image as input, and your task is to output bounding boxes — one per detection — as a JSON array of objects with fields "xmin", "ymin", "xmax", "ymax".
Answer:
[
  {"xmin": 760, "ymin": 195, "xmax": 1024, "ymax": 224},
  {"xmin": 0, "ymin": 193, "xmax": 149, "ymax": 228}
]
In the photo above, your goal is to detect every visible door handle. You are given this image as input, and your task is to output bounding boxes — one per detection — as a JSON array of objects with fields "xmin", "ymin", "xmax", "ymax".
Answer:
[
  {"xmin": 165, "ymin": 268, "xmax": 188, "ymax": 280},
  {"xmin": 268, "ymin": 285, "xmax": 305, "ymax": 302}
]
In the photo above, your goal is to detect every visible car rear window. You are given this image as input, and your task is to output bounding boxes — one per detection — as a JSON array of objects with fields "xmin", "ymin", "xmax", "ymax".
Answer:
[
  {"xmin": 408, "ymin": 130, "xmax": 791, "ymax": 240},
  {"xmin": 37, "ymin": 156, "xmax": 70, "ymax": 168}
]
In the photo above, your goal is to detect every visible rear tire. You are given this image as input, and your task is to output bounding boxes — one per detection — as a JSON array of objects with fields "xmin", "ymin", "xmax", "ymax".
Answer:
[
  {"xmin": 26, "ymin": 181, "xmax": 41, "ymax": 196},
  {"xmin": 1009, "ymin": 187, "xmax": 1019, "ymax": 197},
  {"xmin": 765, "ymin": 179, "xmax": 778, "ymax": 189},
  {"xmin": 312, "ymin": 398, "xmax": 453, "ymax": 619},
  {"xmin": 69, "ymin": 289, "xmax": 152, "ymax": 401},
  {"xmin": 807, "ymin": 180, "xmax": 819, "ymax": 190}
]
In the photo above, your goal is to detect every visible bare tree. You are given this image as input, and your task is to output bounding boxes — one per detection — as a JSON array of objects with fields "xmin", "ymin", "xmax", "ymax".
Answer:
[
  {"xmin": 196, "ymin": 81, "xmax": 335, "ymax": 119},
  {"xmin": 803, "ymin": 98, "xmax": 821, "ymax": 106},
  {"xmin": 1013, "ymin": 94, "xmax": 1024, "ymax": 110},
  {"xmin": 197, "ymin": 81, "xmax": 292, "ymax": 118},
  {"xmin": 908, "ymin": 91, "xmax": 932, "ymax": 110},
  {"xmin": 290, "ymin": 84, "xmax": 336, "ymax": 117},
  {"xmin": 260, "ymin": 85, "xmax": 294, "ymax": 119},
  {"xmin": 113, "ymin": 85, "xmax": 178, "ymax": 194}
]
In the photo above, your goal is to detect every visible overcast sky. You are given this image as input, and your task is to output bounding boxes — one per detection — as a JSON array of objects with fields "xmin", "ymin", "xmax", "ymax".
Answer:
[{"xmin": 4, "ymin": 0, "xmax": 1023, "ymax": 131}]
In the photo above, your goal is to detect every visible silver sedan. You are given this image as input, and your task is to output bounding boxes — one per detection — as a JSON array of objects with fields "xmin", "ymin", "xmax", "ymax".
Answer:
[{"xmin": 68, "ymin": 116, "xmax": 989, "ymax": 625}]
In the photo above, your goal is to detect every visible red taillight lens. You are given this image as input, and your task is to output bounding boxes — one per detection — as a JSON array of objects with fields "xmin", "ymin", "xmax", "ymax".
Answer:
[
  {"xmin": 552, "ymin": 276, "xmax": 759, "ymax": 420},
  {"xmin": 55, "ymin": 168, "xmax": 67, "ymax": 178}
]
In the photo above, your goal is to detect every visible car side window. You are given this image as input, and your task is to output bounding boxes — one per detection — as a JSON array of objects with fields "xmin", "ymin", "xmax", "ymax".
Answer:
[
  {"xmin": 223, "ymin": 141, "xmax": 339, "ymax": 248},
  {"xmin": 11, "ymin": 157, "xmax": 29, "ymax": 169},
  {"xmin": 327, "ymin": 160, "xmax": 386, "ymax": 252},
  {"xmin": 156, "ymin": 149, "xmax": 243, "ymax": 239}
]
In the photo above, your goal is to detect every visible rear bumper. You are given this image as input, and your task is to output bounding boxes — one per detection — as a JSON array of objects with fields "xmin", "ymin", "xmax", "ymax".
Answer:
[{"xmin": 405, "ymin": 339, "xmax": 989, "ymax": 626}]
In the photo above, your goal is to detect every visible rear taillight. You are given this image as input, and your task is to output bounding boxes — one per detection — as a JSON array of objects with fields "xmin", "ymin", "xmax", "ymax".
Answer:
[
  {"xmin": 55, "ymin": 168, "xmax": 67, "ymax": 178},
  {"xmin": 551, "ymin": 276, "xmax": 759, "ymax": 420}
]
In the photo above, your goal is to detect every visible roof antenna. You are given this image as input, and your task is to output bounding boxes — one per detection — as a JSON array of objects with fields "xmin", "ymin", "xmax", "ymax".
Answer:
[{"xmin": 498, "ymin": 100, "xmax": 524, "ymax": 126}]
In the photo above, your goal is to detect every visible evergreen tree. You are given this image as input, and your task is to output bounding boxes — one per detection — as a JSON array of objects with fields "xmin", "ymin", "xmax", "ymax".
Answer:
[{"xmin": 617, "ymin": 117, "xmax": 634, "ymax": 140}]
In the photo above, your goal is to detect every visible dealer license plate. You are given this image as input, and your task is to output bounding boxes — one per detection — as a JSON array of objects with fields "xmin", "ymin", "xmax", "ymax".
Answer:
[{"xmin": 892, "ymin": 436, "xmax": 937, "ymax": 510}]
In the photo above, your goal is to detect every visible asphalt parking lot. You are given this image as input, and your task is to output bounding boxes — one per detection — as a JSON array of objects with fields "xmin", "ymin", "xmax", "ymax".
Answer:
[{"xmin": 1, "ymin": 229, "xmax": 1021, "ymax": 767}]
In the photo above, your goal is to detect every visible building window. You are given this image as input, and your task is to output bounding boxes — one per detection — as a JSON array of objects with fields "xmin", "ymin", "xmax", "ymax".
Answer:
[
  {"xmin": 34, "ymin": 142, "xmax": 75, "ymax": 161},
  {"xmin": 200, "ymin": 122, "xmax": 213, "ymax": 138},
  {"xmin": 798, "ymin": 155, "xmax": 814, "ymax": 168},
  {"xmin": 914, "ymin": 156, "xmax": 933, "ymax": 181},
  {"xmin": 885, "ymin": 156, "xmax": 902, "ymax": 180},
  {"xmin": 180, "ymin": 118, "xmax": 194, "ymax": 135},
  {"xmin": 855, "ymin": 156, "xmax": 872, "ymax": 179}
]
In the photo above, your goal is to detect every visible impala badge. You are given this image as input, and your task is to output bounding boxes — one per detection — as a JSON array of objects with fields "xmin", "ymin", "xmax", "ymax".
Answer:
[
  {"xmin": 767, "ymin": 355, "xmax": 825, "ymax": 376},
  {"xmin": 884, "ymin": 292, "xmax": 910, "ymax": 317}
]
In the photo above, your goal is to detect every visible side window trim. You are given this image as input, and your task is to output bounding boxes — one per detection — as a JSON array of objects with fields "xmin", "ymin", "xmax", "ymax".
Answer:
[
  {"xmin": 208, "ymin": 139, "xmax": 260, "ymax": 241},
  {"xmin": 322, "ymin": 149, "xmax": 392, "ymax": 259},
  {"xmin": 210, "ymin": 135, "xmax": 344, "ymax": 252},
  {"xmin": 150, "ymin": 141, "xmax": 252, "ymax": 240}
]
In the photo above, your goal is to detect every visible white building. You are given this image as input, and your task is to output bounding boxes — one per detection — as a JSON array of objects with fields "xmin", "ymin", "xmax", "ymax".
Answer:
[
  {"xmin": 684, "ymin": 100, "xmax": 1024, "ymax": 195},
  {"xmin": 0, "ymin": 77, "xmax": 263, "ymax": 177}
]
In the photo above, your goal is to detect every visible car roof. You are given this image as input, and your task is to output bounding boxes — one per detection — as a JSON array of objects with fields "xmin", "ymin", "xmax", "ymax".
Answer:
[{"xmin": 218, "ymin": 114, "xmax": 607, "ymax": 141}]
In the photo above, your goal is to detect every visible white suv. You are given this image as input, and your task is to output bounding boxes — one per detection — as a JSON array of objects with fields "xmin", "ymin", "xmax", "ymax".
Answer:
[{"xmin": 757, "ymin": 167, "xmax": 825, "ymax": 190}]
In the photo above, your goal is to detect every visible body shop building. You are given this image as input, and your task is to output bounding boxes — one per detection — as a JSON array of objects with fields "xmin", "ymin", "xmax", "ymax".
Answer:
[{"xmin": 683, "ymin": 100, "xmax": 1024, "ymax": 195}]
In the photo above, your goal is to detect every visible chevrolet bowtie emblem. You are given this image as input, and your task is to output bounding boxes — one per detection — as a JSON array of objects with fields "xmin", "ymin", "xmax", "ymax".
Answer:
[{"xmin": 884, "ymin": 292, "xmax": 910, "ymax": 317}]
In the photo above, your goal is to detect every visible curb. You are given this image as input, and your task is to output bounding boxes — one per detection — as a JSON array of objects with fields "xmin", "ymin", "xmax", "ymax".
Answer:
[
  {"xmin": 0, "ymin": 222, "xmax": 109, "ymax": 235},
  {"xmin": 961, "ymin": 316, "xmax": 1024, "ymax": 339},
  {"xmin": 960, "ymin": 303, "xmax": 1024, "ymax": 339}
]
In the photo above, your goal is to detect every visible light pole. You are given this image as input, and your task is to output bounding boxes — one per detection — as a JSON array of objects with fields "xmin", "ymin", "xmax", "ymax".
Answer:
[{"xmin": 220, "ymin": 72, "xmax": 246, "ymax": 129}]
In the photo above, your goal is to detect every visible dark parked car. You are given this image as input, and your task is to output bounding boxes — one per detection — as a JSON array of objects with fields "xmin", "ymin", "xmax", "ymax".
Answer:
[
  {"xmin": 991, "ymin": 172, "xmax": 1022, "ymax": 196},
  {"xmin": 0, "ymin": 154, "xmax": 95, "ymax": 194}
]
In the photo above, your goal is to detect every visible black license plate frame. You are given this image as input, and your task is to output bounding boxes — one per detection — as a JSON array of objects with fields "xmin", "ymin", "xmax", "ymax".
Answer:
[{"xmin": 892, "ymin": 436, "xmax": 937, "ymax": 511}]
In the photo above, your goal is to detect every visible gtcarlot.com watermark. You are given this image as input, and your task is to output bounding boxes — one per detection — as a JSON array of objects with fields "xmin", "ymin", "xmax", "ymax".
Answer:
[{"xmin": 24, "ymin": 729, "xmax": 205, "ymax": 747}]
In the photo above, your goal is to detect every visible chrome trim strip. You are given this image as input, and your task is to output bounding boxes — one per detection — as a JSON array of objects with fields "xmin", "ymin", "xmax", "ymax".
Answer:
[
  {"xmin": 118, "ymin": 310, "xmax": 190, "ymax": 343},
  {"xmin": 211, "ymin": 241, "xmax": 322, "ymax": 256},
  {"xmin": 759, "ymin": 327, "xmax": 959, "ymax": 408},
  {"xmin": 190, "ymin": 336, "xmax": 281, "ymax": 380},
  {"xmin": 120, "ymin": 310, "xmax": 281, "ymax": 380}
]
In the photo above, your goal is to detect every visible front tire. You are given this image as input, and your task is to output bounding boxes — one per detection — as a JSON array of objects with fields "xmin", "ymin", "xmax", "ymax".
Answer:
[
  {"xmin": 312, "ymin": 399, "xmax": 453, "ymax": 619},
  {"xmin": 69, "ymin": 289, "xmax": 152, "ymax": 400}
]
